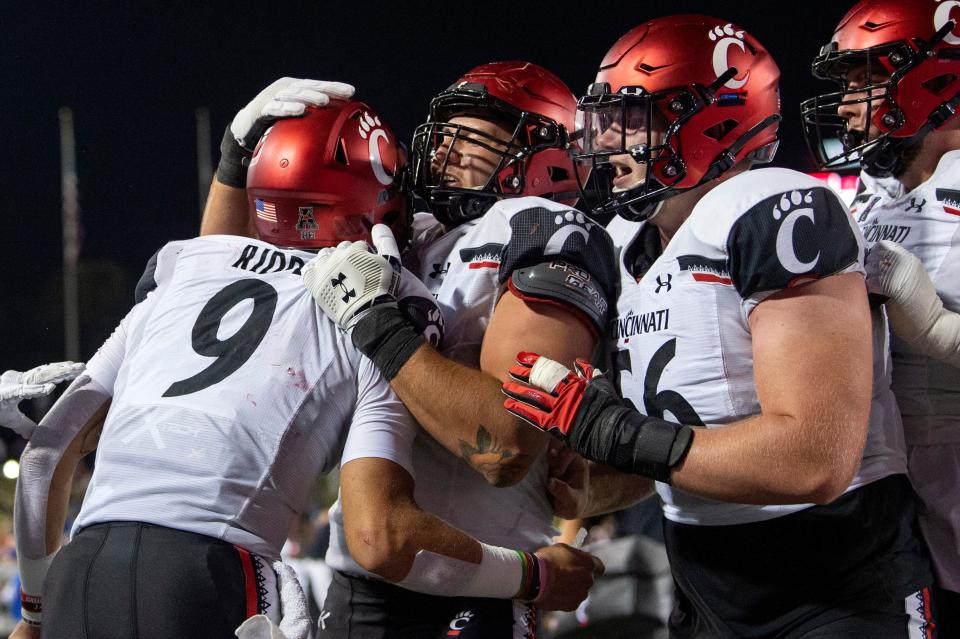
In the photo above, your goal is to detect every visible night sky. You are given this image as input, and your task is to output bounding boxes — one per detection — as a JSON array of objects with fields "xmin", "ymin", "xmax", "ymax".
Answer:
[{"xmin": 3, "ymin": 1, "xmax": 853, "ymax": 372}]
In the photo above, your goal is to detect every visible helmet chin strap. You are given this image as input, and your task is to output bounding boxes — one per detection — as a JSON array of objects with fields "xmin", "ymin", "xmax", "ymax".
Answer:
[
  {"xmin": 625, "ymin": 199, "xmax": 664, "ymax": 222},
  {"xmin": 858, "ymin": 20, "xmax": 960, "ymax": 178},
  {"xmin": 424, "ymin": 191, "xmax": 498, "ymax": 227},
  {"xmin": 862, "ymin": 88, "xmax": 960, "ymax": 178},
  {"xmin": 646, "ymin": 200, "xmax": 665, "ymax": 221}
]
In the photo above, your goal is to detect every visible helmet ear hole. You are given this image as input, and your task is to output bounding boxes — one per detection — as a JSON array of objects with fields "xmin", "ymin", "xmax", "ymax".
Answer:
[
  {"xmin": 334, "ymin": 138, "xmax": 348, "ymax": 165},
  {"xmin": 547, "ymin": 166, "xmax": 570, "ymax": 182},
  {"xmin": 922, "ymin": 73, "xmax": 958, "ymax": 95},
  {"xmin": 703, "ymin": 119, "xmax": 739, "ymax": 141}
]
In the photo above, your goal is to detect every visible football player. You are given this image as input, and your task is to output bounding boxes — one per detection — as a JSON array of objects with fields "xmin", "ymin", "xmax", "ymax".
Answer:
[
  {"xmin": 298, "ymin": 62, "xmax": 615, "ymax": 638},
  {"xmin": 501, "ymin": 14, "xmax": 937, "ymax": 637},
  {"xmin": 802, "ymin": 0, "xmax": 960, "ymax": 632},
  {"xmin": 11, "ymin": 101, "xmax": 597, "ymax": 639}
]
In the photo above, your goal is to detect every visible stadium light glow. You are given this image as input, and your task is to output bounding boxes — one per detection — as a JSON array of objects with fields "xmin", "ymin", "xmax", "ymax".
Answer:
[{"xmin": 3, "ymin": 459, "xmax": 19, "ymax": 479}]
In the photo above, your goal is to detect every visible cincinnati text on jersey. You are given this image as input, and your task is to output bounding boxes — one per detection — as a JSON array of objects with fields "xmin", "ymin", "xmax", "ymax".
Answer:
[
  {"xmin": 862, "ymin": 224, "xmax": 912, "ymax": 244},
  {"xmin": 613, "ymin": 308, "xmax": 670, "ymax": 340}
]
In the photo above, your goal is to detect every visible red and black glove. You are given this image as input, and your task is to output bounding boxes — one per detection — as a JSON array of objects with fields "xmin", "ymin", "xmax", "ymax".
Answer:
[{"xmin": 502, "ymin": 352, "xmax": 694, "ymax": 483}]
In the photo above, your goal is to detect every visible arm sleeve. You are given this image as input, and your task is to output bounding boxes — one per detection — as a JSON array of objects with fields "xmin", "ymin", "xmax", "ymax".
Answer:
[
  {"xmin": 341, "ymin": 356, "xmax": 419, "ymax": 478},
  {"xmin": 14, "ymin": 375, "xmax": 111, "ymax": 620}
]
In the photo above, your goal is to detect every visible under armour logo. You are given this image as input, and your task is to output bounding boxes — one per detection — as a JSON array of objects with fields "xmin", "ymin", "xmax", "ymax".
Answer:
[
  {"xmin": 318, "ymin": 610, "xmax": 331, "ymax": 631},
  {"xmin": 905, "ymin": 197, "xmax": 926, "ymax": 214},
  {"xmin": 430, "ymin": 262, "xmax": 449, "ymax": 279},
  {"xmin": 331, "ymin": 272, "xmax": 356, "ymax": 303},
  {"xmin": 655, "ymin": 273, "xmax": 673, "ymax": 293}
]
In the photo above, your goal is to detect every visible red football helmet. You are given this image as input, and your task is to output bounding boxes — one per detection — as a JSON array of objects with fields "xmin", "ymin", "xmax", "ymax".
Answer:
[
  {"xmin": 576, "ymin": 15, "xmax": 781, "ymax": 220},
  {"xmin": 409, "ymin": 61, "xmax": 582, "ymax": 226},
  {"xmin": 801, "ymin": 0, "xmax": 960, "ymax": 177},
  {"xmin": 246, "ymin": 101, "xmax": 408, "ymax": 249}
]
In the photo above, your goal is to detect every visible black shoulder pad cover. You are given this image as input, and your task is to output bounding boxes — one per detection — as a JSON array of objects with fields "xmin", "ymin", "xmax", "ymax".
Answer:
[
  {"xmin": 134, "ymin": 249, "xmax": 161, "ymax": 304},
  {"xmin": 510, "ymin": 260, "xmax": 611, "ymax": 331},
  {"xmin": 499, "ymin": 204, "xmax": 617, "ymax": 301},
  {"xmin": 727, "ymin": 186, "xmax": 860, "ymax": 299}
]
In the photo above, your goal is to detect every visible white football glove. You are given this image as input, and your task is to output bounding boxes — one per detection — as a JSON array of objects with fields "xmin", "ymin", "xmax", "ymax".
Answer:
[
  {"xmin": 234, "ymin": 562, "xmax": 311, "ymax": 639},
  {"xmin": 867, "ymin": 240, "xmax": 960, "ymax": 367},
  {"xmin": 0, "ymin": 362, "xmax": 85, "ymax": 439},
  {"xmin": 231, "ymin": 78, "xmax": 356, "ymax": 150},
  {"xmin": 302, "ymin": 232, "xmax": 400, "ymax": 331},
  {"xmin": 217, "ymin": 78, "xmax": 355, "ymax": 188}
]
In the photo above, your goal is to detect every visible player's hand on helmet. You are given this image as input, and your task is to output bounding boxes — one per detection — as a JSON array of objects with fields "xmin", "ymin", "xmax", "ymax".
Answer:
[
  {"xmin": 232, "ymin": 78, "xmax": 356, "ymax": 150},
  {"xmin": 0, "ymin": 362, "xmax": 85, "ymax": 439},
  {"xmin": 502, "ymin": 352, "xmax": 694, "ymax": 481},
  {"xmin": 217, "ymin": 77, "xmax": 356, "ymax": 188},
  {"xmin": 532, "ymin": 543, "xmax": 604, "ymax": 611}
]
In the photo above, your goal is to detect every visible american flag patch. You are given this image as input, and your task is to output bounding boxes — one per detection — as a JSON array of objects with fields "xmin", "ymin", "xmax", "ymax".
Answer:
[{"xmin": 255, "ymin": 199, "xmax": 277, "ymax": 222}]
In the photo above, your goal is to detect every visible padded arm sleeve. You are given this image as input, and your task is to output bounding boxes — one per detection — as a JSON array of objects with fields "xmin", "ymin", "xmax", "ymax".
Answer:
[{"xmin": 14, "ymin": 375, "xmax": 111, "ymax": 622}]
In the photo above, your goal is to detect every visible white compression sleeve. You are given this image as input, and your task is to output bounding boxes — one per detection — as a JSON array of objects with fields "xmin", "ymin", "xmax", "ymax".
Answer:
[
  {"xmin": 869, "ymin": 240, "xmax": 960, "ymax": 367},
  {"xmin": 14, "ymin": 374, "xmax": 111, "ymax": 623},
  {"xmin": 395, "ymin": 542, "xmax": 525, "ymax": 599},
  {"xmin": 887, "ymin": 296, "xmax": 960, "ymax": 367}
]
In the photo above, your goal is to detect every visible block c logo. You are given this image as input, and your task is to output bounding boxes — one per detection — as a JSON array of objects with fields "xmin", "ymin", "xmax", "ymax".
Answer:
[
  {"xmin": 935, "ymin": 1, "xmax": 960, "ymax": 46},
  {"xmin": 709, "ymin": 24, "xmax": 750, "ymax": 90}
]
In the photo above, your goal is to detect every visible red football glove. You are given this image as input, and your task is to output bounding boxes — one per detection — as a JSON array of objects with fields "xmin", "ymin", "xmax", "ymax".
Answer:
[
  {"xmin": 502, "ymin": 352, "xmax": 598, "ymax": 438},
  {"xmin": 501, "ymin": 352, "xmax": 695, "ymax": 482}
]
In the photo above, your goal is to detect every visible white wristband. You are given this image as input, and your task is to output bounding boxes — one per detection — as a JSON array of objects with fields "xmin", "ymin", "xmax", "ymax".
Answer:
[
  {"xmin": 396, "ymin": 542, "xmax": 524, "ymax": 599},
  {"xmin": 19, "ymin": 552, "xmax": 55, "ymax": 623}
]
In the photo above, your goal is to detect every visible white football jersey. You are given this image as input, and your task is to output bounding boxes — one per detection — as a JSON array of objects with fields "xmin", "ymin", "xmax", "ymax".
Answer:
[
  {"xmin": 78, "ymin": 235, "xmax": 418, "ymax": 559},
  {"xmin": 326, "ymin": 196, "xmax": 618, "ymax": 575},
  {"xmin": 855, "ymin": 150, "xmax": 960, "ymax": 444},
  {"xmin": 609, "ymin": 168, "xmax": 907, "ymax": 526}
]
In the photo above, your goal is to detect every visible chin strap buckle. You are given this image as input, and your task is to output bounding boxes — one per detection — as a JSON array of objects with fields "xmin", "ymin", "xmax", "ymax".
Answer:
[{"xmin": 929, "ymin": 94, "xmax": 960, "ymax": 129}]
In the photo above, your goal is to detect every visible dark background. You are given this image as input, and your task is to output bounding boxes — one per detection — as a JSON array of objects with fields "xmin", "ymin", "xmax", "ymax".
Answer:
[{"xmin": 1, "ymin": 1, "xmax": 852, "ymax": 374}]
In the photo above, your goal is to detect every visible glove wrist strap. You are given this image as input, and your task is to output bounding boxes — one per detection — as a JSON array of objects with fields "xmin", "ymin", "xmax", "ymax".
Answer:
[
  {"xmin": 215, "ymin": 125, "xmax": 252, "ymax": 188},
  {"xmin": 573, "ymin": 397, "xmax": 694, "ymax": 482},
  {"xmin": 351, "ymin": 307, "xmax": 426, "ymax": 381}
]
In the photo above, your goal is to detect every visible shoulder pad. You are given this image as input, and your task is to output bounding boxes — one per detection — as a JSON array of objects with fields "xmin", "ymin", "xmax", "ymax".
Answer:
[
  {"xmin": 509, "ymin": 260, "xmax": 609, "ymax": 331},
  {"xmin": 497, "ymin": 204, "xmax": 617, "ymax": 300},
  {"xmin": 726, "ymin": 185, "xmax": 861, "ymax": 299}
]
